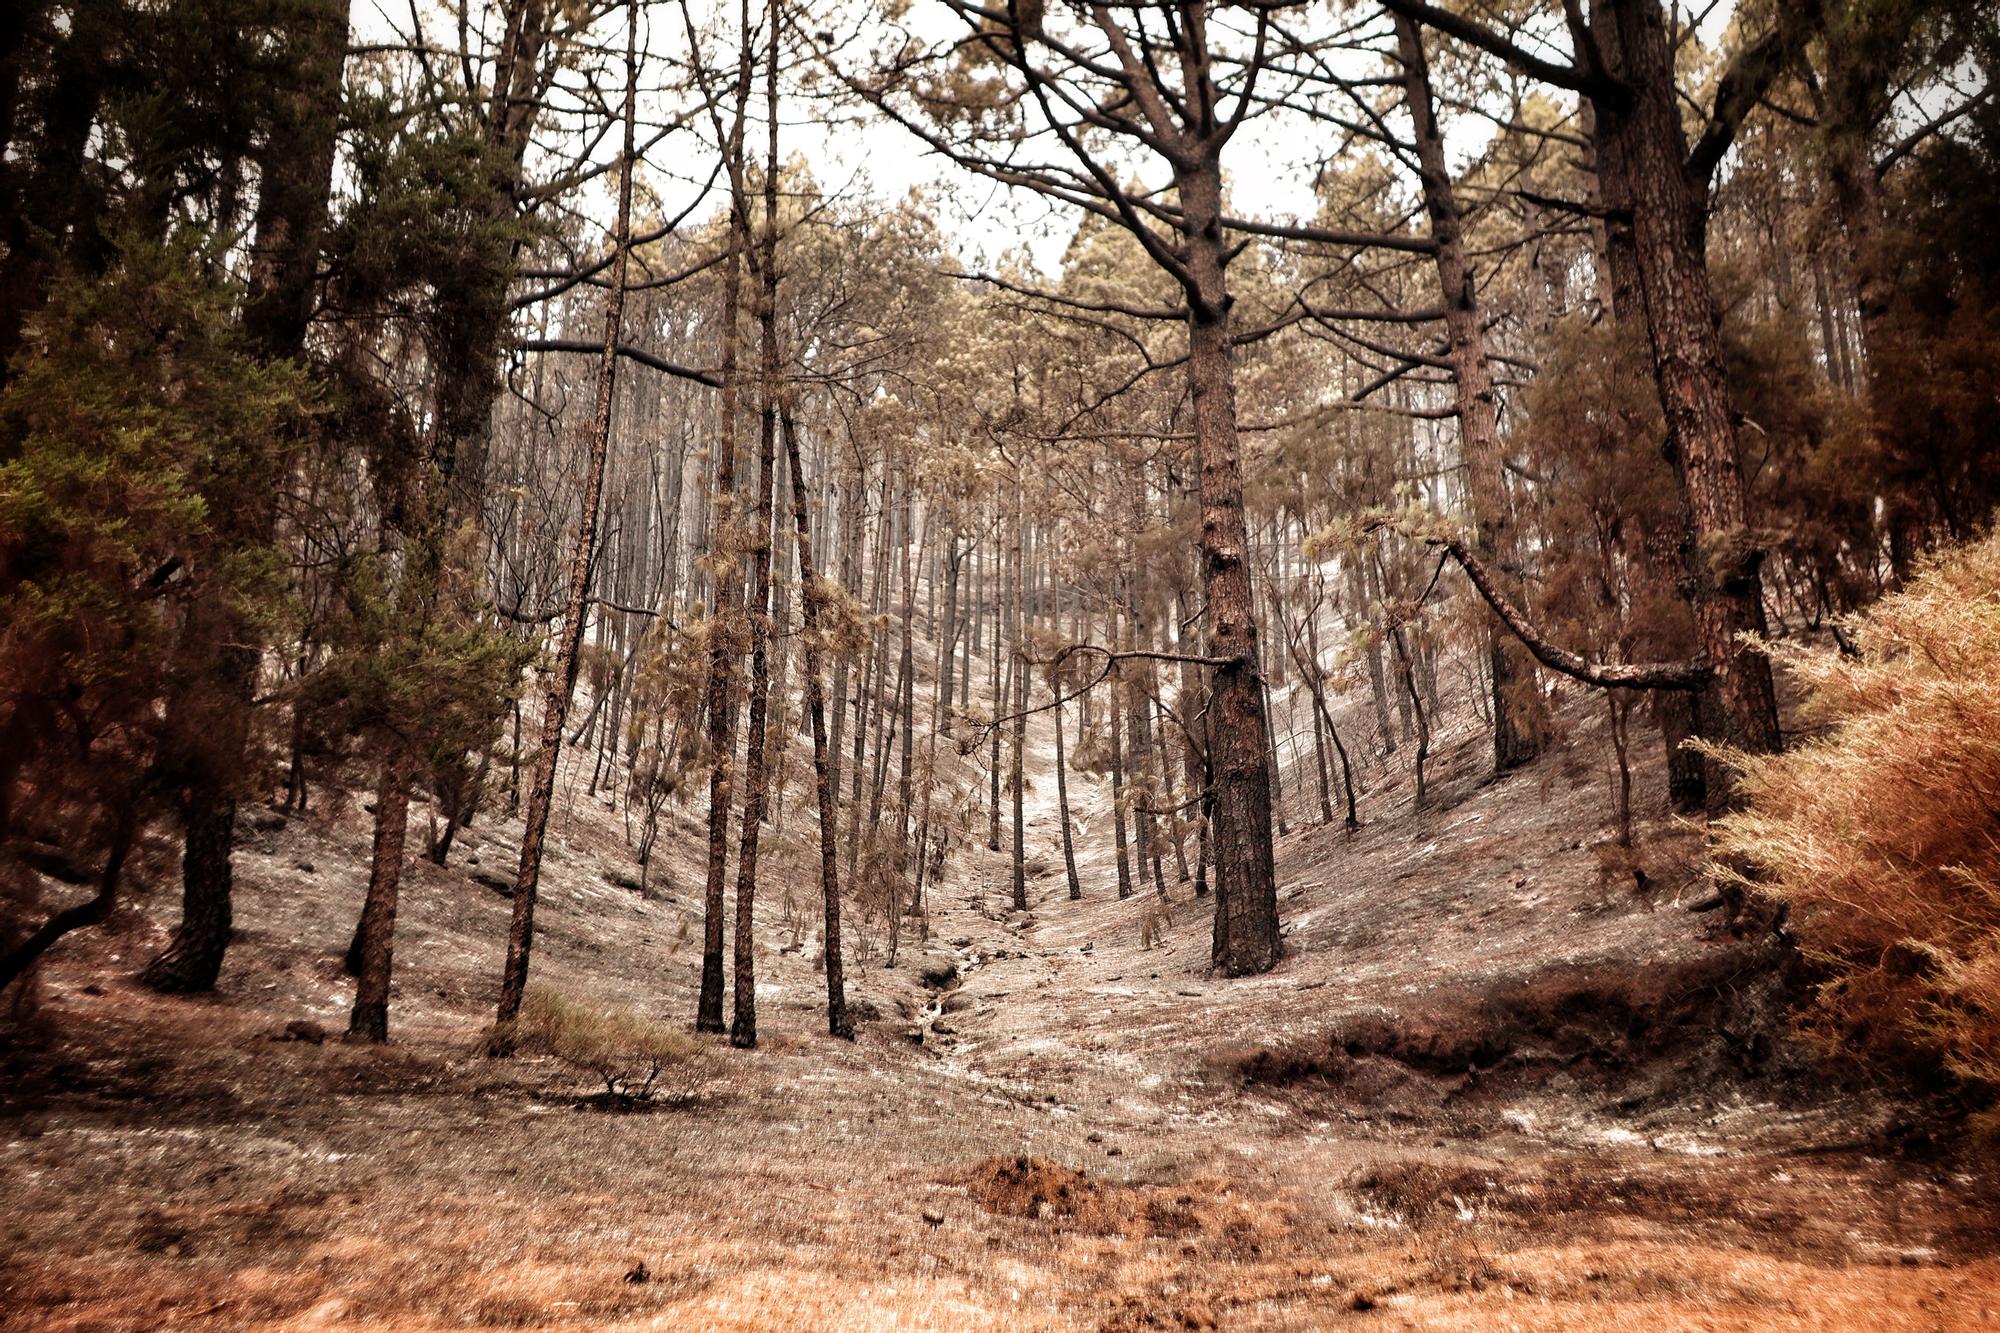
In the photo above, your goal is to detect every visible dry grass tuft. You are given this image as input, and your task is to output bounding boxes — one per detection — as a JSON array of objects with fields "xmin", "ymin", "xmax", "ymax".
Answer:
[
  {"xmin": 1710, "ymin": 527, "xmax": 2000, "ymax": 1092},
  {"xmin": 1098, "ymin": 1291, "xmax": 1220, "ymax": 1330},
  {"xmin": 490, "ymin": 983, "xmax": 713, "ymax": 1106}
]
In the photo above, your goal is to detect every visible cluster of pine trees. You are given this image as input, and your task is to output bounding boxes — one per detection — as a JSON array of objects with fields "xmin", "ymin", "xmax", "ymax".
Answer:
[{"xmin": 1, "ymin": 0, "xmax": 1994, "ymax": 1061}]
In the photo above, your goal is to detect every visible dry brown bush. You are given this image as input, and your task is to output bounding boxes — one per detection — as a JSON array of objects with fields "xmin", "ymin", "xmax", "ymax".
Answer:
[
  {"xmin": 1348, "ymin": 1161, "xmax": 1495, "ymax": 1224},
  {"xmin": 1709, "ymin": 528, "xmax": 2000, "ymax": 1092},
  {"xmin": 954, "ymin": 1156, "xmax": 1262, "ymax": 1245},
  {"xmin": 491, "ymin": 984, "xmax": 713, "ymax": 1106},
  {"xmin": 960, "ymin": 1155, "xmax": 1126, "ymax": 1233}
]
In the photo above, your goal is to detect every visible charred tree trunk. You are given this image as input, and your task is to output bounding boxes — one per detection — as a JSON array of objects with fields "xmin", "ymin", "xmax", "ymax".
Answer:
[
  {"xmin": 987, "ymin": 545, "xmax": 1004, "ymax": 853},
  {"xmin": 1182, "ymin": 157, "xmax": 1280, "ymax": 974},
  {"xmin": 1010, "ymin": 480, "xmax": 1028, "ymax": 912},
  {"xmin": 1110, "ymin": 658, "xmax": 1134, "ymax": 901},
  {"xmin": 142, "ymin": 0, "xmax": 348, "ymax": 993},
  {"xmin": 781, "ymin": 406, "xmax": 852, "ymax": 1040},
  {"xmin": 1174, "ymin": 587, "xmax": 1211, "ymax": 897},
  {"xmin": 1053, "ymin": 688, "xmax": 1083, "ymax": 900},
  {"xmin": 348, "ymin": 758, "xmax": 410, "ymax": 1042},
  {"xmin": 728, "ymin": 16, "xmax": 783, "ymax": 1050},
  {"xmin": 1590, "ymin": 0, "xmax": 1783, "ymax": 801},
  {"xmin": 1395, "ymin": 14, "xmax": 1544, "ymax": 774},
  {"xmin": 896, "ymin": 483, "xmax": 918, "ymax": 859},
  {"xmin": 696, "ymin": 43, "xmax": 755, "ymax": 1034},
  {"xmin": 494, "ymin": 0, "xmax": 639, "ymax": 1028},
  {"xmin": 1391, "ymin": 625, "xmax": 1430, "ymax": 812}
]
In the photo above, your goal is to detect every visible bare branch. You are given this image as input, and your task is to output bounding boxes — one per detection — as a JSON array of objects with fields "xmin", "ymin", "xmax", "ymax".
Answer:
[
  {"xmin": 520, "ymin": 338, "xmax": 721, "ymax": 387},
  {"xmin": 1368, "ymin": 522, "xmax": 1709, "ymax": 690},
  {"xmin": 1376, "ymin": 0, "xmax": 1610, "ymax": 98}
]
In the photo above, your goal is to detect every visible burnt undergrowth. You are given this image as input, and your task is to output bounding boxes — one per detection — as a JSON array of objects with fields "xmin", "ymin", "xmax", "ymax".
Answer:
[{"xmin": 1207, "ymin": 940, "xmax": 1841, "ymax": 1118}]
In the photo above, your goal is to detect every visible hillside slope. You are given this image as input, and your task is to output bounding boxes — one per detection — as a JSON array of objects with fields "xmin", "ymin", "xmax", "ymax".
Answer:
[{"xmin": 3, "ymin": 691, "xmax": 1997, "ymax": 1329}]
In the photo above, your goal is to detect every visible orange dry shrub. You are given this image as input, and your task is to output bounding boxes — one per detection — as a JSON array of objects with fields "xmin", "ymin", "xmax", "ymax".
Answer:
[{"xmin": 1709, "ymin": 528, "xmax": 2000, "ymax": 1091}]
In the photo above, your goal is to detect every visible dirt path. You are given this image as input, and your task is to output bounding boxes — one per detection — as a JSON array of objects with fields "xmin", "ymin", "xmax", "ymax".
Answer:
[{"xmin": 4, "ymin": 709, "xmax": 1999, "ymax": 1329}]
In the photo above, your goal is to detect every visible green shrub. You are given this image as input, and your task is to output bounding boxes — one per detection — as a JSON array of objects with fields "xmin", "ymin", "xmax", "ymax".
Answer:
[{"xmin": 1708, "ymin": 529, "xmax": 2000, "ymax": 1090}]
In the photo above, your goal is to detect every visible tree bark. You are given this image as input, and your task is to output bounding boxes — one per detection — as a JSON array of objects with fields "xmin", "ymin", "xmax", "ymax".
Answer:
[
  {"xmin": 896, "ymin": 483, "xmax": 918, "ymax": 858},
  {"xmin": 495, "ymin": 0, "xmax": 639, "ymax": 1028},
  {"xmin": 1181, "ymin": 154, "xmax": 1281, "ymax": 975},
  {"xmin": 142, "ymin": 0, "xmax": 348, "ymax": 993},
  {"xmin": 142, "ymin": 780, "xmax": 238, "ymax": 993},
  {"xmin": 1010, "ymin": 478, "xmax": 1028, "ymax": 912},
  {"xmin": 781, "ymin": 405, "xmax": 852, "ymax": 1039},
  {"xmin": 1109, "ymin": 653, "xmax": 1134, "ymax": 901},
  {"xmin": 987, "ymin": 539, "xmax": 1004, "ymax": 853},
  {"xmin": 1053, "ymin": 688, "xmax": 1083, "ymax": 899},
  {"xmin": 696, "ymin": 50, "xmax": 754, "ymax": 1034},
  {"xmin": 728, "ymin": 10, "xmax": 783, "ymax": 1050},
  {"xmin": 1394, "ymin": 14, "xmax": 1544, "ymax": 774},
  {"xmin": 1589, "ymin": 0, "xmax": 1783, "ymax": 798},
  {"xmin": 348, "ymin": 758, "xmax": 410, "ymax": 1042}
]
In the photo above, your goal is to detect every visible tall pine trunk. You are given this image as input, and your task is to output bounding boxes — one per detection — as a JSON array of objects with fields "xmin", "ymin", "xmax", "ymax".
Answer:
[
  {"xmin": 143, "ymin": 0, "xmax": 348, "ymax": 993},
  {"xmin": 1395, "ymin": 14, "xmax": 1544, "ymax": 774},
  {"xmin": 781, "ymin": 406, "xmax": 851, "ymax": 1039},
  {"xmin": 1009, "ymin": 479, "xmax": 1027, "ymax": 911},
  {"xmin": 1181, "ymin": 160, "xmax": 1282, "ymax": 970},
  {"xmin": 495, "ymin": 0, "xmax": 639, "ymax": 1026},
  {"xmin": 696, "ymin": 19, "xmax": 756, "ymax": 1033},
  {"xmin": 1591, "ymin": 0, "xmax": 1782, "ymax": 801},
  {"xmin": 728, "ymin": 12, "xmax": 783, "ymax": 1049}
]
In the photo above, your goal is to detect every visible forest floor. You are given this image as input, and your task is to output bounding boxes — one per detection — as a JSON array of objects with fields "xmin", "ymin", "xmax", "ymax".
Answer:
[{"xmin": 4, "ymin": 688, "xmax": 1998, "ymax": 1330}]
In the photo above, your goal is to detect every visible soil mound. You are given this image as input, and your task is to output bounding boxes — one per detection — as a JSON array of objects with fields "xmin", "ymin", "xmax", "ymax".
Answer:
[
  {"xmin": 959, "ymin": 1154, "xmax": 1127, "ymax": 1233},
  {"xmin": 1210, "ymin": 938, "xmax": 1811, "ymax": 1115}
]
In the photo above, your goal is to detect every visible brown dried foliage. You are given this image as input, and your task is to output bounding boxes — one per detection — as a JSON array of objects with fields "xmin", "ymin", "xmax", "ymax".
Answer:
[{"xmin": 1709, "ymin": 528, "xmax": 2000, "ymax": 1094}]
